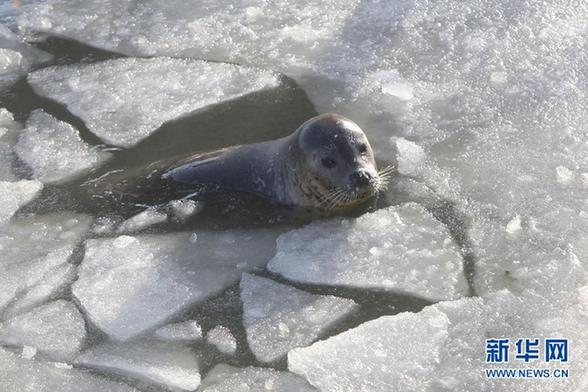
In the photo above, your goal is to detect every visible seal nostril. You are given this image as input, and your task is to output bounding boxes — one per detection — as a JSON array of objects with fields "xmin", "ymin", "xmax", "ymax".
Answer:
[{"xmin": 350, "ymin": 171, "xmax": 371, "ymax": 188}]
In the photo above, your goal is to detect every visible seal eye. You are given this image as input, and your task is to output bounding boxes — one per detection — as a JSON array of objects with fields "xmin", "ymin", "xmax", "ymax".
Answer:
[
  {"xmin": 321, "ymin": 157, "xmax": 337, "ymax": 169},
  {"xmin": 358, "ymin": 143, "xmax": 367, "ymax": 154}
]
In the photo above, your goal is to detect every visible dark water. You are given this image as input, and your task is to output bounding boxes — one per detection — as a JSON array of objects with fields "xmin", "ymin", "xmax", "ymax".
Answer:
[{"xmin": 0, "ymin": 16, "xmax": 474, "ymax": 390}]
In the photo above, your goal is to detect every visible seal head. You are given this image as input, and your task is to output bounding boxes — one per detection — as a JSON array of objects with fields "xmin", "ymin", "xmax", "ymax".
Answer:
[{"xmin": 288, "ymin": 113, "xmax": 385, "ymax": 209}]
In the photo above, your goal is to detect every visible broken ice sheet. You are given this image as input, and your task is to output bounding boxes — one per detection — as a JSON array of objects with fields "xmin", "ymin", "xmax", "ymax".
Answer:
[
  {"xmin": 75, "ymin": 340, "xmax": 201, "ymax": 391},
  {"xmin": 0, "ymin": 347, "xmax": 138, "ymax": 392},
  {"xmin": 14, "ymin": 109, "xmax": 111, "ymax": 184},
  {"xmin": 200, "ymin": 364, "xmax": 318, "ymax": 392},
  {"xmin": 28, "ymin": 57, "xmax": 281, "ymax": 147},
  {"xmin": 268, "ymin": 203, "xmax": 468, "ymax": 301},
  {"xmin": 0, "ymin": 213, "xmax": 92, "ymax": 315},
  {"xmin": 241, "ymin": 273, "xmax": 357, "ymax": 363},
  {"xmin": 0, "ymin": 300, "xmax": 86, "ymax": 361},
  {"xmin": 289, "ymin": 288, "xmax": 588, "ymax": 392},
  {"xmin": 72, "ymin": 229, "xmax": 279, "ymax": 341}
]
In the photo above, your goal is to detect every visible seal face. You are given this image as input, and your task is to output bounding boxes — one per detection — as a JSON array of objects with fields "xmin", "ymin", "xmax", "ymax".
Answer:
[{"xmin": 164, "ymin": 113, "xmax": 391, "ymax": 210}]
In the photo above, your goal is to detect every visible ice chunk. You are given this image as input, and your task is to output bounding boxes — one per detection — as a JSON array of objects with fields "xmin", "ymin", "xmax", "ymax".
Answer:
[
  {"xmin": 169, "ymin": 199, "xmax": 203, "ymax": 221},
  {"xmin": 0, "ymin": 213, "xmax": 91, "ymax": 315},
  {"xmin": 0, "ymin": 347, "xmax": 138, "ymax": 392},
  {"xmin": 21, "ymin": 345, "xmax": 37, "ymax": 359},
  {"xmin": 289, "ymin": 289, "xmax": 587, "ymax": 391},
  {"xmin": 14, "ymin": 110, "xmax": 110, "ymax": 184},
  {"xmin": 268, "ymin": 203, "xmax": 467, "ymax": 301},
  {"xmin": 0, "ymin": 179, "xmax": 43, "ymax": 225},
  {"xmin": 0, "ymin": 300, "xmax": 85, "ymax": 361},
  {"xmin": 155, "ymin": 320, "xmax": 202, "ymax": 342},
  {"xmin": 28, "ymin": 57, "xmax": 280, "ymax": 147},
  {"xmin": 116, "ymin": 207, "xmax": 167, "ymax": 233},
  {"xmin": 0, "ymin": 108, "xmax": 22, "ymax": 181},
  {"xmin": 0, "ymin": 23, "xmax": 50, "ymax": 89},
  {"xmin": 240, "ymin": 274, "xmax": 357, "ymax": 363},
  {"xmin": 73, "ymin": 229, "xmax": 278, "ymax": 340},
  {"xmin": 206, "ymin": 326, "xmax": 236, "ymax": 356},
  {"xmin": 75, "ymin": 340, "xmax": 200, "ymax": 391},
  {"xmin": 393, "ymin": 137, "xmax": 426, "ymax": 176},
  {"xmin": 200, "ymin": 364, "xmax": 317, "ymax": 392}
]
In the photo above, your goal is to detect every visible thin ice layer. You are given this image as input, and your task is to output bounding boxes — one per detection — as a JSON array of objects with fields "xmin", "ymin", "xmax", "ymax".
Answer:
[
  {"xmin": 0, "ymin": 300, "xmax": 86, "ymax": 361},
  {"xmin": 289, "ymin": 288, "xmax": 588, "ymax": 392},
  {"xmin": 14, "ymin": 109, "xmax": 110, "ymax": 183},
  {"xmin": 200, "ymin": 364, "xmax": 317, "ymax": 392},
  {"xmin": 0, "ymin": 347, "xmax": 138, "ymax": 392},
  {"xmin": 0, "ymin": 213, "xmax": 92, "ymax": 315},
  {"xmin": 72, "ymin": 229, "xmax": 278, "ymax": 341},
  {"xmin": 241, "ymin": 274, "xmax": 357, "ymax": 363},
  {"xmin": 268, "ymin": 203, "xmax": 467, "ymax": 301},
  {"xmin": 75, "ymin": 340, "xmax": 201, "ymax": 391},
  {"xmin": 28, "ymin": 57, "xmax": 280, "ymax": 147}
]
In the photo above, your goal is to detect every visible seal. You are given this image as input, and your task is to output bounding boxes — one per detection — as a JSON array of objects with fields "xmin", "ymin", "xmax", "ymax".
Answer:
[{"xmin": 161, "ymin": 113, "xmax": 391, "ymax": 210}]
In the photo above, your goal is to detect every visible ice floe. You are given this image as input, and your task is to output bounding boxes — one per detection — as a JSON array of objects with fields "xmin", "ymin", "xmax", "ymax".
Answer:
[
  {"xmin": 0, "ymin": 347, "xmax": 138, "ymax": 392},
  {"xmin": 28, "ymin": 57, "xmax": 280, "ymax": 147},
  {"xmin": 0, "ymin": 108, "xmax": 22, "ymax": 182},
  {"xmin": 72, "ymin": 229, "xmax": 278, "ymax": 341},
  {"xmin": 200, "ymin": 364, "xmax": 317, "ymax": 392},
  {"xmin": 14, "ymin": 109, "xmax": 110, "ymax": 184},
  {"xmin": 206, "ymin": 326, "xmax": 237, "ymax": 356},
  {"xmin": 0, "ymin": 300, "xmax": 85, "ymax": 361},
  {"xmin": 268, "ymin": 203, "xmax": 467, "ymax": 301},
  {"xmin": 241, "ymin": 273, "xmax": 357, "ymax": 363},
  {"xmin": 76, "ymin": 340, "xmax": 201, "ymax": 391},
  {"xmin": 0, "ymin": 213, "xmax": 91, "ymax": 315}
]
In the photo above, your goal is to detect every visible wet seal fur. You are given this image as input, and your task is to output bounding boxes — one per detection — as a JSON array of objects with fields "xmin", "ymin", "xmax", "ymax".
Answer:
[{"xmin": 162, "ymin": 113, "xmax": 391, "ymax": 210}]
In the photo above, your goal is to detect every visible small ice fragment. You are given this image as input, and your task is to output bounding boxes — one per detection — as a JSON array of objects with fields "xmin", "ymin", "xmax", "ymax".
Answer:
[
  {"xmin": 169, "ymin": 199, "xmax": 202, "ymax": 221},
  {"xmin": 490, "ymin": 71, "xmax": 507, "ymax": 85},
  {"xmin": 117, "ymin": 208, "xmax": 167, "ymax": 233},
  {"xmin": 556, "ymin": 166, "xmax": 574, "ymax": 185},
  {"xmin": 505, "ymin": 215, "xmax": 522, "ymax": 235},
  {"xmin": 206, "ymin": 326, "xmax": 237, "ymax": 355},
  {"xmin": 393, "ymin": 138, "xmax": 426, "ymax": 176},
  {"xmin": 21, "ymin": 345, "xmax": 36, "ymax": 359}
]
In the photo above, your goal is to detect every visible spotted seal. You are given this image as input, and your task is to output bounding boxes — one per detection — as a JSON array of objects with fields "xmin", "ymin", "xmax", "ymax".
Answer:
[{"xmin": 162, "ymin": 113, "xmax": 391, "ymax": 210}]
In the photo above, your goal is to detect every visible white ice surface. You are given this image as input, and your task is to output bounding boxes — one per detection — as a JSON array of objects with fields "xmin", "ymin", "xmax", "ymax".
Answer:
[
  {"xmin": 76, "ymin": 340, "xmax": 201, "ymax": 391},
  {"xmin": 28, "ymin": 57, "xmax": 280, "ymax": 147},
  {"xmin": 72, "ymin": 229, "xmax": 278, "ymax": 341},
  {"xmin": 14, "ymin": 109, "xmax": 110, "ymax": 184},
  {"xmin": 0, "ymin": 347, "xmax": 138, "ymax": 392},
  {"xmin": 200, "ymin": 364, "xmax": 318, "ymax": 392},
  {"xmin": 268, "ymin": 203, "xmax": 467, "ymax": 301},
  {"xmin": 0, "ymin": 212, "xmax": 92, "ymax": 315},
  {"xmin": 289, "ymin": 288, "xmax": 588, "ymax": 392},
  {"xmin": 155, "ymin": 320, "xmax": 202, "ymax": 342},
  {"xmin": 0, "ymin": 300, "xmax": 85, "ymax": 361},
  {"xmin": 206, "ymin": 326, "xmax": 237, "ymax": 356},
  {"xmin": 0, "ymin": 179, "xmax": 42, "ymax": 225},
  {"xmin": 241, "ymin": 274, "xmax": 357, "ymax": 363}
]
